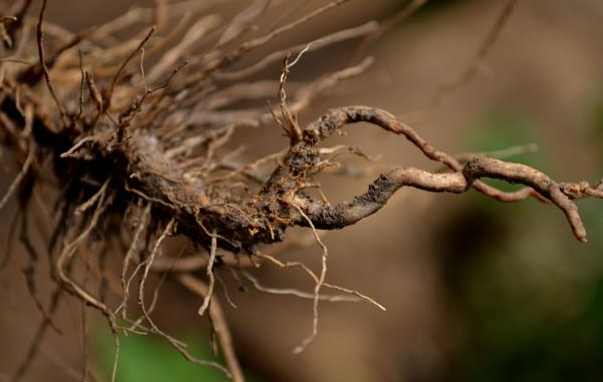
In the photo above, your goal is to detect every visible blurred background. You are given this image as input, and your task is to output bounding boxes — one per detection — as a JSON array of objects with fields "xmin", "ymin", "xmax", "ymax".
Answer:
[{"xmin": 1, "ymin": 0, "xmax": 603, "ymax": 381}]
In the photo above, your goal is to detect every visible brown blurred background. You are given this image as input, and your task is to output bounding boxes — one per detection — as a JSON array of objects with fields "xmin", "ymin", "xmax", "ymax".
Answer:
[{"xmin": 1, "ymin": 1, "xmax": 603, "ymax": 382}]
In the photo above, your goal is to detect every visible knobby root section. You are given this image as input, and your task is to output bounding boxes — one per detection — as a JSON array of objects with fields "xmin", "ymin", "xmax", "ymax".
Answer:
[{"xmin": 0, "ymin": 1, "xmax": 601, "ymax": 382}]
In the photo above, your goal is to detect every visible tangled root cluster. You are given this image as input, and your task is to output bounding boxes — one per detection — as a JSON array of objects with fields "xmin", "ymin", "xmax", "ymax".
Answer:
[{"xmin": 1, "ymin": 0, "xmax": 602, "ymax": 381}]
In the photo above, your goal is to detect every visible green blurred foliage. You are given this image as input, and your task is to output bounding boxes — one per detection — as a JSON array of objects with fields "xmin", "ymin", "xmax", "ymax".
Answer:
[
  {"xmin": 444, "ymin": 106, "xmax": 603, "ymax": 382},
  {"xmin": 589, "ymin": 92, "xmax": 603, "ymax": 155},
  {"xmin": 95, "ymin": 324, "xmax": 263, "ymax": 382}
]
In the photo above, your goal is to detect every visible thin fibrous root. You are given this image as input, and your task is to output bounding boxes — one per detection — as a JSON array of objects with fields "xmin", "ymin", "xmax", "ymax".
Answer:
[
  {"xmin": 198, "ymin": 229, "xmax": 218, "ymax": 316},
  {"xmin": 178, "ymin": 274, "xmax": 245, "ymax": 382},
  {"xmin": 137, "ymin": 220, "xmax": 231, "ymax": 378},
  {"xmin": 291, "ymin": 204, "xmax": 328, "ymax": 355}
]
